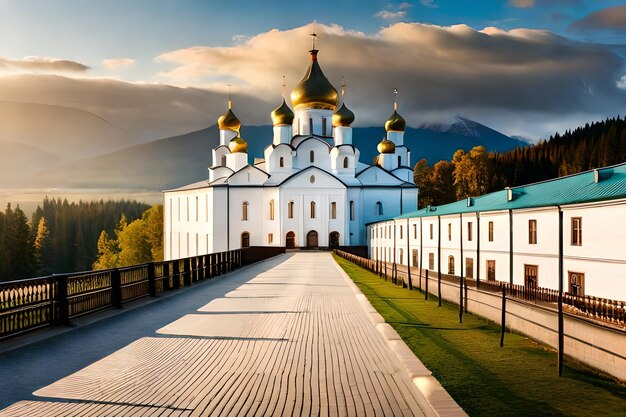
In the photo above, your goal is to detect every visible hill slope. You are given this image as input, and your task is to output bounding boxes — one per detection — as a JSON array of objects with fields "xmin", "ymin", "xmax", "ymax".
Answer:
[{"xmin": 24, "ymin": 120, "xmax": 525, "ymax": 190}]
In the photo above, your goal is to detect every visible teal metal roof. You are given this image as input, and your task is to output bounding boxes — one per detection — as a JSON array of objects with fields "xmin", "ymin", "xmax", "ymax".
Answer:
[{"xmin": 392, "ymin": 162, "xmax": 626, "ymax": 221}]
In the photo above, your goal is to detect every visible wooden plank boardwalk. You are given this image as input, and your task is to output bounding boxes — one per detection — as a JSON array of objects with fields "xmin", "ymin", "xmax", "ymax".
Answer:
[{"xmin": 0, "ymin": 252, "xmax": 463, "ymax": 417}]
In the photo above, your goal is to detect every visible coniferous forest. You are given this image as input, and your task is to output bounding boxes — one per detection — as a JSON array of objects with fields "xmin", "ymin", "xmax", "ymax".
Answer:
[
  {"xmin": 0, "ymin": 198, "xmax": 151, "ymax": 281},
  {"xmin": 415, "ymin": 116, "xmax": 626, "ymax": 208}
]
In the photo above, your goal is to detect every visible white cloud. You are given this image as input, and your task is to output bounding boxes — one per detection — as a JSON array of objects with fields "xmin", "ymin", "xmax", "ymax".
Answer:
[
  {"xmin": 0, "ymin": 56, "xmax": 89, "ymax": 74},
  {"xmin": 375, "ymin": 10, "xmax": 407, "ymax": 21},
  {"xmin": 232, "ymin": 34, "xmax": 251, "ymax": 44},
  {"xmin": 154, "ymin": 22, "xmax": 626, "ymax": 137},
  {"xmin": 375, "ymin": 2, "xmax": 411, "ymax": 21},
  {"xmin": 420, "ymin": 0, "xmax": 439, "ymax": 9},
  {"xmin": 618, "ymin": 75, "xmax": 626, "ymax": 89},
  {"xmin": 102, "ymin": 58, "xmax": 136, "ymax": 69}
]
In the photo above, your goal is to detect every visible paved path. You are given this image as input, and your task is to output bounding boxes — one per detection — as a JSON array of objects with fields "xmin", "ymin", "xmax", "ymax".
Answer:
[{"xmin": 0, "ymin": 252, "xmax": 463, "ymax": 416}]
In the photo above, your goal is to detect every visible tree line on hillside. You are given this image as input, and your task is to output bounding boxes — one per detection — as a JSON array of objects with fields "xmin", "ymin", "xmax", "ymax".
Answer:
[
  {"xmin": 0, "ymin": 199, "xmax": 154, "ymax": 281},
  {"xmin": 415, "ymin": 116, "xmax": 626, "ymax": 208}
]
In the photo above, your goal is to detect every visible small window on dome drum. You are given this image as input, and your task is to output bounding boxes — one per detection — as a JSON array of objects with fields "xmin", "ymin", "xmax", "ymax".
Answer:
[
  {"xmin": 343, "ymin": 157, "xmax": 349, "ymax": 168},
  {"xmin": 279, "ymin": 157, "xmax": 284, "ymax": 167},
  {"xmin": 310, "ymin": 150, "xmax": 315, "ymax": 163}
]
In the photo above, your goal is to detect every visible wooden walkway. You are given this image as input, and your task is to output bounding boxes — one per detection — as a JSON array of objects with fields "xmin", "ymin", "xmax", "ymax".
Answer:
[{"xmin": 0, "ymin": 252, "xmax": 463, "ymax": 417}]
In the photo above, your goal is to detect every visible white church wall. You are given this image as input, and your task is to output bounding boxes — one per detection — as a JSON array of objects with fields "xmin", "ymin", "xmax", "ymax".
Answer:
[
  {"xmin": 294, "ymin": 138, "xmax": 332, "ymax": 171},
  {"xmin": 263, "ymin": 188, "xmax": 282, "ymax": 246},
  {"xmin": 228, "ymin": 187, "xmax": 265, "ymax": 249}
]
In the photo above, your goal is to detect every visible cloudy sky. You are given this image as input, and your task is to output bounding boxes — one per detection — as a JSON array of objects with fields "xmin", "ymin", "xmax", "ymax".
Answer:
[{"xmin": 0, "ymin": 0, "xmax": 625, "ymax": 141}]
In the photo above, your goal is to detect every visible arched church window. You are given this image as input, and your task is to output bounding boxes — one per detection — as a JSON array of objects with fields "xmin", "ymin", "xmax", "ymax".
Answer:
[
  {"xmin": 310, "ymin": 201, "xmax": 316, "ymax": 219},
  {"xmin": 288, "ymin": 201, "xmax": 294, "ymax": 219},
  {"xmin": 241, "ymin": 232, "xmax": 250, "ymax": 248},
  {"xmin": 242, "ymin": 201, "xmax": 249, "ymax": 221},
  {"xmin": 343, "ymin": 157, "xmax": 349, "ymax": 169},
  {"xmin": 310, "ymin": 150, "xmax": 315, "ymax": 163},
  {"xmin": 330, "ymin": 202, "xmax": 337, "ymax": 219},
  {"xmin": 322, "ymin": 117, "xmax": 327, "ymax": 136},
  {"xmin": 221, "ymin": 155, "xmax": 227, "ymax": 166},
  {"xmin": 399, "ymin": 249, "xmax": 404, "ymax": 265},
  {"xmin": 309, "ymin": 117, "xmax": 313, "ymax": 135},
  {"xmin": 448, "ymin": 256, "xmax": 455, "ymax": 275},
  {"xmin": 269, "ymin": 199, "xmax": 275, "ymax": 220},
  {"xmin": 398, "ymin": 155, "xmax": 402, "ymax": 166},
  {"xmin": 376, "ymin": 201, "xmax": 383, "ymax": 216},
  {"xmin": 279, "ymin": 157, "xmax": 284, "ymax": 167},
  {"xmin": 349, "ymin": 201, "xmax": 355, "ymax": 221}
]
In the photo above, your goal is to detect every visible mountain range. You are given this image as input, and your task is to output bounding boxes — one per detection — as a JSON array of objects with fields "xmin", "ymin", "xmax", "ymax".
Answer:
[{"xmin": 1, "ymin": 101, "xmax": 526, "ymax": 191}]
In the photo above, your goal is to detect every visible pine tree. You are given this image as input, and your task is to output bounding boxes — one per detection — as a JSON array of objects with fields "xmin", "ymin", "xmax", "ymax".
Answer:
[{"xmin": 34, "ymin": 217, "xmax": 54, "ymax": 276}]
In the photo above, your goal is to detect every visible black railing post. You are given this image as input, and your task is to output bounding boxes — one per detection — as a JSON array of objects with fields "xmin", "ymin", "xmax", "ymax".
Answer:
[
  {"xmin": 111, "ymin": 268, "xmax": 122, "ymax": 308},
  {"xmin": 55, "ymin": 274, "xmax": 70, "ymax": 325},
  {"xmin": 500, "ymin": 284, "xmax": 507, "ymax": 347},
  {"xmin": 173, "ymin": 261, "xmax": 180, "ymax": 289},
  {"xmin": 148, "ymin": 262, "xmax": 156, "ymax": 297},
  {"xmin": 184, "ymin": 258, "xmax": 192, "ymax": 287},
  {"xmin": 425, "ymin": 269, "xmax": 429, "ymax": 301}
]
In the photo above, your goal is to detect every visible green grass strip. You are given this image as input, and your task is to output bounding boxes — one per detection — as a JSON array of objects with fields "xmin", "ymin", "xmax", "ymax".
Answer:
[{"xmin": 334, "ymin": 254, "xmax": 626, "ymax": 417}]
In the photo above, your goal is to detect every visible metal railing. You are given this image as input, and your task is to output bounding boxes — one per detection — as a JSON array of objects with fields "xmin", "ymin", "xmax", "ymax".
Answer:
[
  {"xmin": 334, "ymin": 250, "xmax": 626, "ymax": 326},
  {"xmin": 0, "ymin": 246, "xmax": 285, "ymax": 340}
]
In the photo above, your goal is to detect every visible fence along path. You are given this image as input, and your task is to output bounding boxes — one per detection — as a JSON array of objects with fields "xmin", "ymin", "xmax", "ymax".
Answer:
[{"xmin": 0, "ymin": 252, "xmax": 438, "ymax": 417}]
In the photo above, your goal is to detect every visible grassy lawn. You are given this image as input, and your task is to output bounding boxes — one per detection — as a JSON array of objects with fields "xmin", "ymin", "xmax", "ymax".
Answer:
[{"xmin": 333, "ymin": 254, "xmax": 626, "ymax": 417}]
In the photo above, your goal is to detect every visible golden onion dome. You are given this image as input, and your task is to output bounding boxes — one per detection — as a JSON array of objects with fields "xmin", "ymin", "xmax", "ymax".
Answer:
[
  {"xmin": 385, "ymin": 110, "xmax": 406, "ymax": 132},
  {"xmin": 218, "ymin": 107, "xmax": 241, "ymax": 132},
  {"xmin": 228, "ymin": 137, "xmax": 248, "ymax": 153},
  {"xmin": 377, "ymin": 138, "xmax": 396, "ymax": 154},
  {"xmin": 332, "ymin": 103, "xmax": 355, "ymax": 127},
  {"xmin": 290, "ymin": 50, "xmax": 338, "ymax": 111},
  {"xmin": 271, "ymin": 99, "xmax": 295, "ymax": 126}
]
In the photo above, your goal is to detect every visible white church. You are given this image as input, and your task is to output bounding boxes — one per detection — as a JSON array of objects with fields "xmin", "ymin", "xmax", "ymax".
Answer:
[{"xmin": 164, "ymin": 44, "xmax": 418, "ymax": 260}]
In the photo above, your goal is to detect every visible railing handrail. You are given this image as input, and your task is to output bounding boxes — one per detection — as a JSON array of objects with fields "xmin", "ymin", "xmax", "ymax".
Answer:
[{"xmin": 1, "ymin": 246, "xmax": 285, "ymax": 341}]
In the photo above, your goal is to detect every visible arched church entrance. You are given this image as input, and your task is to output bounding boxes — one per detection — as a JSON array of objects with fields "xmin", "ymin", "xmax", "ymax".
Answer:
[
  {"xmin": 329, "ymin": 231, "xmax": 340, "ymax": 247},
  {"xmin": 306, "ymin": 230, "xmax": 318, "ymax": 248},
  {"xmin": 241, "ymin": 232, "xmax": 250, "ymax": 248},
  {"xmin": 286, "ymin": 231, "xmax": 296, "ymax": 249}
]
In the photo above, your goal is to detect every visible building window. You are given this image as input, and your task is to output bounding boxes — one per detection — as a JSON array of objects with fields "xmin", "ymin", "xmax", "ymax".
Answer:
[
  {"xmin": 221, "ymin": 155, "xmax": 227, "ymax": 166},
  {"xmin": 448, "ymin": 256, "xmax": 455, "ymax": 275},
  {"xmin": 350, "ymin": 201, "xmax": 355, "ymax": 221},
  {"xmin": 524, "ymin": 265, "xmax": 538, "ymax": 289},
  {"xmin": 467, "ymin": 222, "xmax": 473, "ymax": 241},
  {"xmin": 268, "ymin": 233, "xmax": 274, "ymax": 244},
  {"xmin": 310, "ymin": 150, "xmax": 315, "ymax": 163},
  {"xmin": 466, "ymin": 258, "xmax": 474, "ymax": 278},
  {"xmin": 322, "ymin": 117, "xmax": 327, "ymax": 136},
  {"xmin": 412, "ymin": 249, "xmax": 418, "ymax": 266},
  {"xmin": 448, "ymin": 223, "xmax": 452, "ymax": 241},
  {"xmin": 309, "ymin": 117, "xmax": 313, "ymax": 134},
  {"xmin": 528, "ymin": 219, "xmax": 537, "ymax": 244},
  {"xmin": 572, "ymin": 217, "xmax": 582, "ymax": 246},
  {"xmin": 242, "ymin": 201, "xmax": 249, "ymax": 221},
  {"xmin": 310, "ymin": 175, "xmax": 315, "ymax": 183},
  {"xmin": 487, "ymin": 260, "xmax": 496, "ymax": 281},
  {"xmin": 330, "ymin": 202, "xmax": 337, "ymax": 219},
  {"xmin": 399, "ymin": 225, "xmax": 403, "ymax": 239},
  {"xmin": 399, "ymin": 249, "xmax": 404, "ymax": 264},
  {"xmin": 429, "ymin": 253, "xmax": 435, "ymax": 270},
  {"xmin": 241, "ymin": 232, "xmax": 250, "ymax": 248},
  {"xmin": 488, "ymin": 221, "xmax": 494, "ymax": 242},
  {"xmin": 343, "ymin": 157, "xmax": 349, "ymax": 168},
  {"xmin": 269, "ymin": 199, "xmax": 275, "ymax": 220},
  {"xmin": 397, "ymin": 155, "xmax": 402, "ymax": 166},
  {"xmin": 413, "ymin": 224, "xmax": 417, "ymax": 239},
  {"xmin": 430, "ymin": 223, "xmax": 434, "ymax": 240},
  {"xmin": 569, "ymin": 272, "xmax": 585, "ymax": 296},
  {"xmin": 279, "ymin": 157, "xmax": 284, "ymax": 167},
  {"xmin": 376, "ymin": 201, "xmax": 383, "ymax": 216},
  {"xmin": 310, "ymin": 201, "xmax": 316, "ymax": 218},
  {"xmin": 288, "ymin": 201, "xmax": 294, "ymax": 219}
]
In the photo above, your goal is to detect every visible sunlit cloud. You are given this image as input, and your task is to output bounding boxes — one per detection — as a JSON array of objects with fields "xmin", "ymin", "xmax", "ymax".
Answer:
[
  {"xmin": 154, "ymin": 22, "xmax": 626, "ymax": 138},
  {"xmin": 420, "ymin": 0, "xmax": 439, "ymax": 9},
  {"xmin": 375, "ymin": 2, "xmax": 411, "ymax": 21},
  {"xmin": 569, "ymin": 6, "xmax": 626, "ymax": 31},
  {"xmin": 618, "ymin": 75, "xmax": 626, "ymax": 89},
  {"xmin": 102, "ymin": 58, "xmax": 136, "ymax": 69},
  {"xmin": 0, "ymin": 56, "xmax": 89, "ymax": 74}
]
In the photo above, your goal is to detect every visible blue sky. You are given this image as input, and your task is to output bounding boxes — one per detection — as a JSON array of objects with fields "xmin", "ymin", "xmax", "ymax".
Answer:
[{"xmin": 0, "ymin": 0, "xmax": 625, "ymax": 140}]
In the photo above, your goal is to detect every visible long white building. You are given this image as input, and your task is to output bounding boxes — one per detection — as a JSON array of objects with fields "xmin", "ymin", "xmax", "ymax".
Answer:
[
  {"xmin": 368, "ymin": 163, "xmax": 626, "ymax": 300},
  {"xmin": 164, "ymin": 43, "xmax": 417, "ymax": 260}
]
